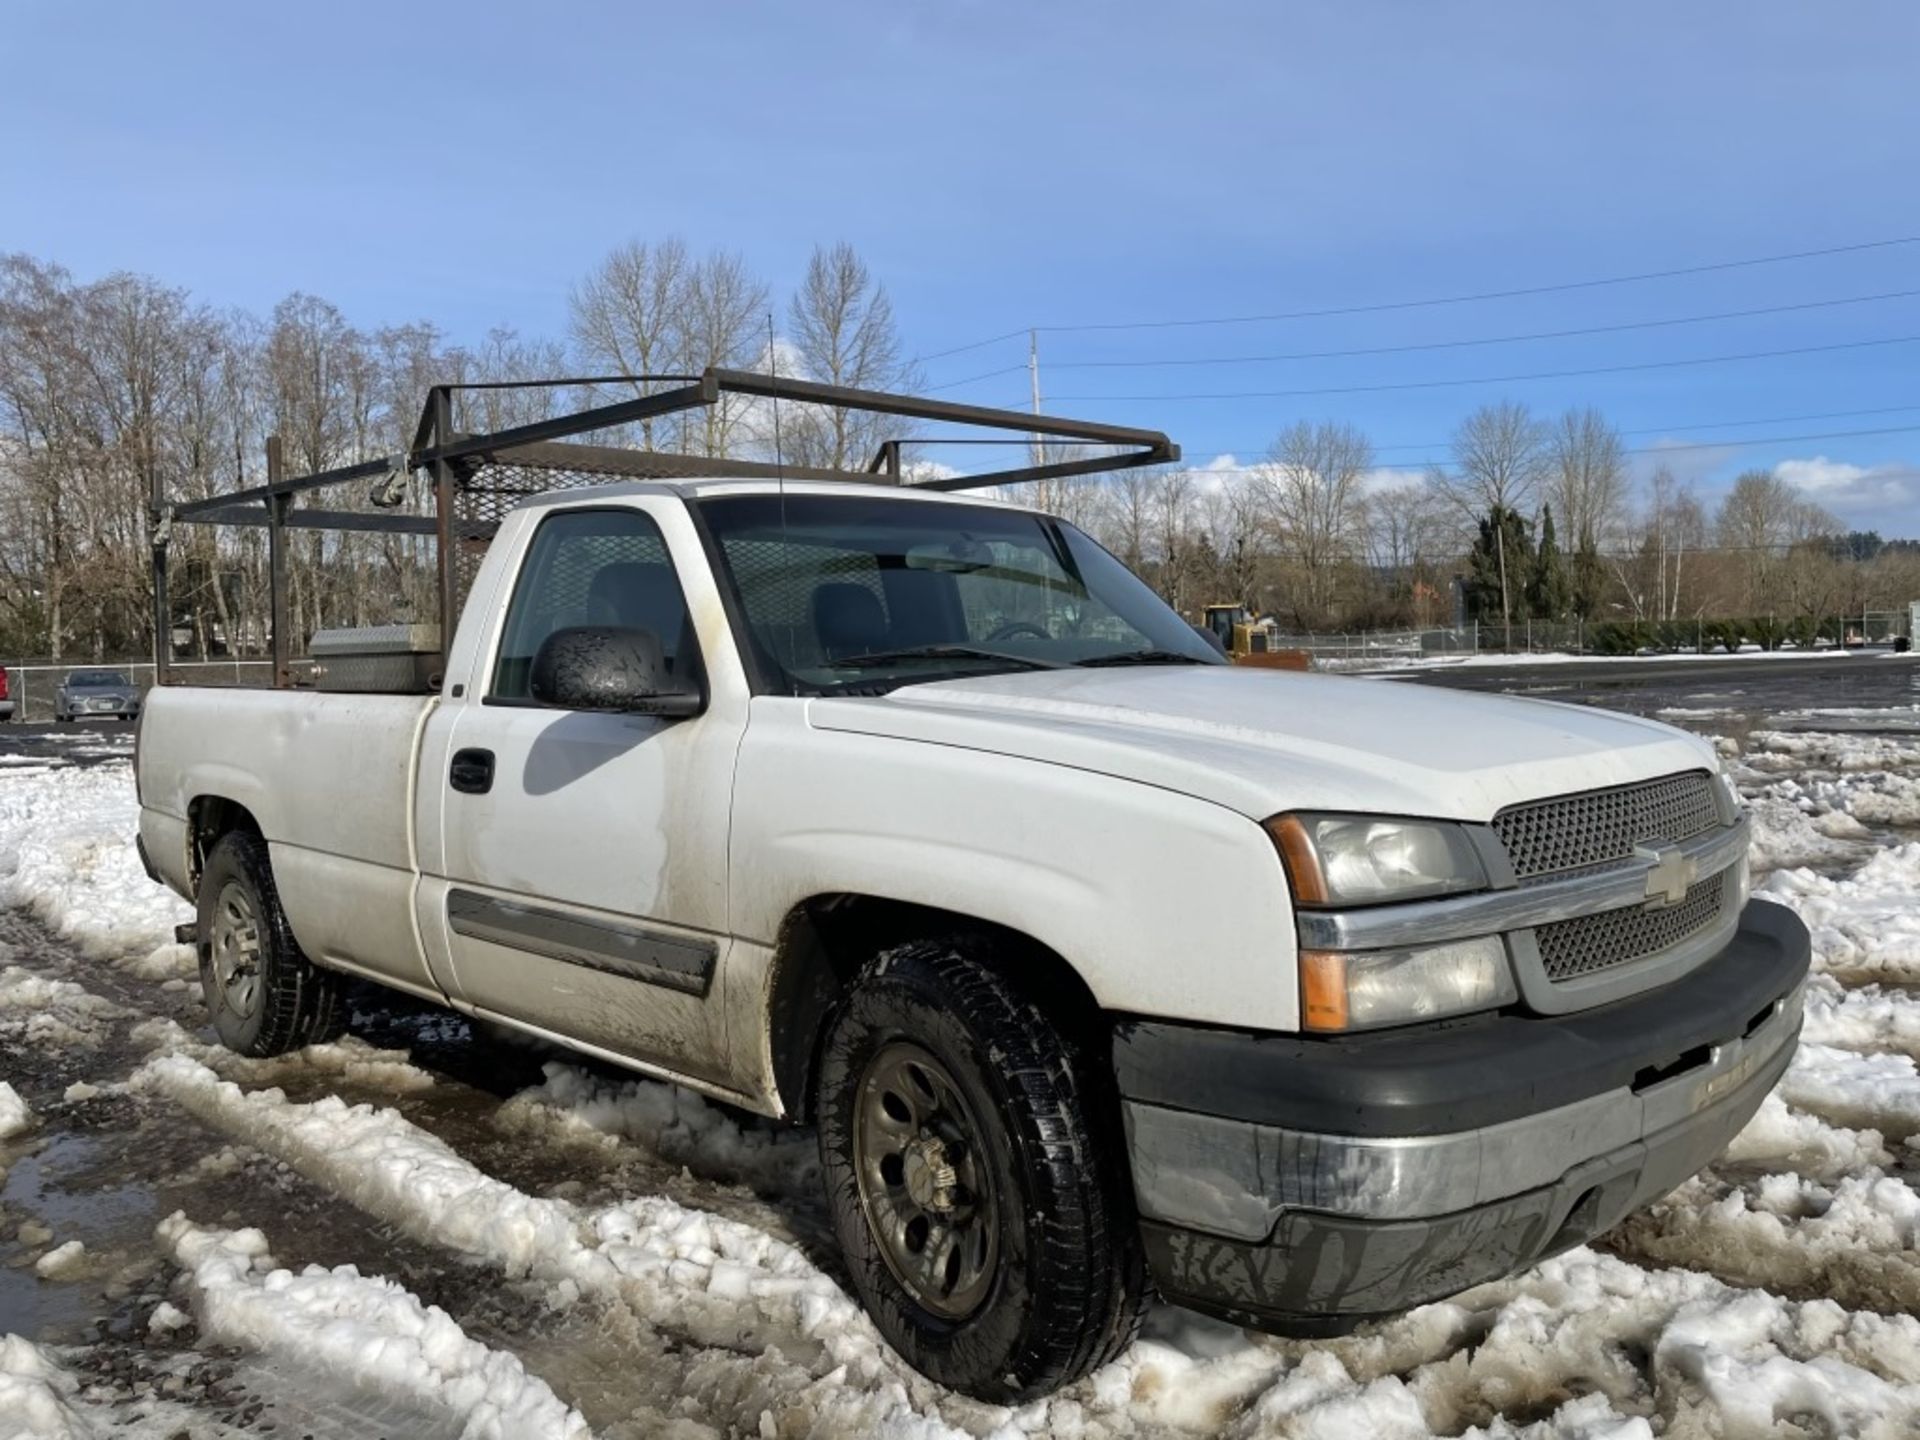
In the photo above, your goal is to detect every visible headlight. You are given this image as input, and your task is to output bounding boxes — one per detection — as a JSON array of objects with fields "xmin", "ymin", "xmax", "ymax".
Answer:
[
  {"xmin": 1301, "ymin": 936, "xmax": 1515, "ymax": 1031},
  {"xmin": 1713, "ymin": 768, "xmax": 1742, "ymax": 820},
  {"xmin": 1266, "ymin": 813, "xmax": 1488, "ymax": 906}
]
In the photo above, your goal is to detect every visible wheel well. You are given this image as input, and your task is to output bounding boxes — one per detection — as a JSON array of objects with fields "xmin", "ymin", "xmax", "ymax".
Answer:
[
  {"xmin": 768, "ymin": 894, "xmax": 1106, "ymax": 1124},
  {"xmin": 186, "ymin": 796, "xmax": 263, "ymax": 891}
]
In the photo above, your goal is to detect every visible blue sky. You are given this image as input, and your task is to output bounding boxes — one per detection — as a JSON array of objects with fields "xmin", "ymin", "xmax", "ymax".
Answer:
[{"xmin": 5, "ymin": 1, "xmax": 1919, "ymax": 531}]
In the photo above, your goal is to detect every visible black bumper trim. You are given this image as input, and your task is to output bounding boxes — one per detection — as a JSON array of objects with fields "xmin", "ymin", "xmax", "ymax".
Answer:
[{"xmin": 1113, "ymin": 897, "xmax": 1809, "ymax": 1138}]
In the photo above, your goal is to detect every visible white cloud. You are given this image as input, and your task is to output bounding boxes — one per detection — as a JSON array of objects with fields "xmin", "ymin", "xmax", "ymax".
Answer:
[{"xmin": 1773, "ymin": 455, "xmax": 1918, "ymax": 510}]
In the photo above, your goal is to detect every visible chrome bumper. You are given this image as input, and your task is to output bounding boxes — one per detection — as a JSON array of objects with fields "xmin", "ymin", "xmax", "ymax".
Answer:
[
  {"xmin": 1117, "ymin": 898, "xmax": 1810, "ymax": 1330},
  {"xmin": 1124, "ymin": 968, "xmax": 1802, "ymax": 1240}
]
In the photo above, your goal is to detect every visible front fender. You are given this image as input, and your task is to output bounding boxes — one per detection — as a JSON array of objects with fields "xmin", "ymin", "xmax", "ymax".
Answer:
[{"xmin": 730, "ymin": 704, "xmax": 1300, "ymax": 1032}]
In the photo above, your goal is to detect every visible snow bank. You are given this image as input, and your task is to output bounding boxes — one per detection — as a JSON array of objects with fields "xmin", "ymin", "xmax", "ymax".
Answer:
[
  {"xmin": 160, "ymin": 1214, "xmax": 591, "ymax": 1440},
  {"xmin": 0, "ymin": 1334, "xmax": 93, "ymax": 1440},
  {"xmin": 1765, "ymin": 844, "xmax": 1920, "ymax": 981},
  {"xmin": 1778, "ymin": 1041, "xmax": 1920, "ymax": 1141},
  {"xmin": 1746, "ymin": 730, "xmax": 1920, "ymax": 774},
  {"xmin": 498, "ymin": 1061, "xmax": 816, "ymax": 1197},
  {"xmin": 1805, "ymin": 976, "xmax": 1920, "ymax": 1060},
  {"xmin": 129, "ymin": 1015, "xmax": 436, "ymax": 1093},
  {"xmin": 0, "ymin": 964, "xmax": 121, "ymax": 1051},
  {"xmin": 133, "ymin": 1049, "xmax": 1920, "ymax": 1438},
  {"xmin": 134, "ymin": 1052, "xmax": 966, "ymax": 1439},
  {"xmin": 1720, "ymin": 1091, "xmax": 1893, "ymax": 1178},
  {"xmin": 1744, "ymin": 792, "xmax": 1875, "ymax": 871},
  {"xmin": 1618, "ymin": 1168, "xmax": 1920, "ymax": 1314},
  {"xmin": 0, "ymin": 1080, "xmax": 32, "ymax": 1140},
  {"xmin": 0, "ymin": 760, "xmax": 191, "ymax": 973}
]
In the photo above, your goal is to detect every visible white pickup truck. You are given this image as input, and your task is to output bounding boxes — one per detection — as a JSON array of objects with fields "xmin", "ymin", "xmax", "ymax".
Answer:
[{"xmin": 135, "ymin": 477, "xmax": 1809, "ymax": 1400}]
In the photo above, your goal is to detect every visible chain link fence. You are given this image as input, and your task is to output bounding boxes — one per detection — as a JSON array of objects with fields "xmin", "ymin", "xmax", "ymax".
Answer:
[
  {"xmin": 0, "ymin": 660, "xmax": 275, "ymax": 723},
  {"xmin": 1278, "ymin": 611, "xmax": 1915, "ymax": 670}
]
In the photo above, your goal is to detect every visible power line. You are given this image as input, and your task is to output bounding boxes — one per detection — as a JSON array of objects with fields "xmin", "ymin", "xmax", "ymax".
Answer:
[
  {"xmin": 910, "ymin": 233, "xmax": 1920, "ymax": 361},
  {"xmin": 925, "ymin": 363, "xmax": 1028, "ymax": 393},
  {"xmin": 1044, "ymin": 333, "xmax": 1920, "ymax": 403},
  {"xmin": 914, "ymin": 329, "xmax": 1030, "ymax": 364},
  {"xmin": 1187, "ymin": 424, "xmax": 1920, "ymax": 475},
  {"xmin": 1175, "ymin": 407, "xmax": 1920, "ymax": 462},
  {"xmin": 1029, "ymin": 289, "xmax": 1920, "ymax": 371}
]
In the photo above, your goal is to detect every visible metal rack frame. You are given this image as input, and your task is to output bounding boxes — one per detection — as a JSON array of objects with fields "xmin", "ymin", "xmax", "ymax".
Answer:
[{"xmin": 149, "ymin": 368, "xmax": 1179, "ymax": 686}]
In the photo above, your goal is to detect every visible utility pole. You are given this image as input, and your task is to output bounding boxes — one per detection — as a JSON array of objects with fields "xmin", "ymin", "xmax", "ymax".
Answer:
[{"xmin": 1028, "ymin": 329, "xmax": 1043, "ymax": 469}]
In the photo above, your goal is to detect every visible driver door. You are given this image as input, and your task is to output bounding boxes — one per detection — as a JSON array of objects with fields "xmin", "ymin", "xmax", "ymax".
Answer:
[{"xmin": 422, "ymin": 502, "xmax": 743, "ymax": 1087}]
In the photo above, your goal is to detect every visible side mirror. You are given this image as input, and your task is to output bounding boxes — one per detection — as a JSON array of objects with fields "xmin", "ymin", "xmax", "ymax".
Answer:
[{"xmin": 529, "ymin": 626, "xmax": 704, "ymax": 718}]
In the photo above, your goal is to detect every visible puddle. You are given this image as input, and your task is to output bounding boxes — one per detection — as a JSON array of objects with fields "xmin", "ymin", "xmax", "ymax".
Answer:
[{"xmin": 0, "ymin": 1130, "xmax": 158, "ymax": 1340}]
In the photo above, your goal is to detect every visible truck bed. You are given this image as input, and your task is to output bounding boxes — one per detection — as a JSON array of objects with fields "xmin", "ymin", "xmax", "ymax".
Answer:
[{"xmin": 138, "ymin": 686, "xmax": 441, "ymax": 996}]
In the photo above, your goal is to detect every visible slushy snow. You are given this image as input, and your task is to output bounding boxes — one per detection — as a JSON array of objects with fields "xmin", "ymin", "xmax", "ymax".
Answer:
[{"xmin": 160, "ymin": 1214, "xmax": 591, "ymax": 1440}]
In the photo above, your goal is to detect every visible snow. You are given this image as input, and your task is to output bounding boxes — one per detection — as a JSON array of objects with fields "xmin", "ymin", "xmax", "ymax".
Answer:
[
  {"xmin": 160, "ymin": 1214, "xmax": 591, "ymax": 1440},
  {"xmin": 6, "ymin": 729, "xmax": 1920, "ymax": 1434},
  {"xmin": 1764, "ymin": 843, "xmax": 1920, "ymax": 981},
  {"xmin": 0, "ymin": 1079, "xmax": 33, "ymax": 1140},
  {"xmin": 1340, "ymin": 648, "xmax": 1893, "ymax": 675},
  {"xmin": 0, "ymin": 1334, "xmax": 94, "ymax": 1440},
  {"xmin": 0, "ymin": 964, "xmax": 121, "ymax": 1051},
  {"xmin": 497, "ymin": 1060, "xmax": 818, "ymax": 1196},
  {"xmin": 0, "ymin": 760, "xmax": 193, "ymax": 975},
  {"xmin": 34, "ymin": 1239, "xmax": 87, "ymax": 1279}
]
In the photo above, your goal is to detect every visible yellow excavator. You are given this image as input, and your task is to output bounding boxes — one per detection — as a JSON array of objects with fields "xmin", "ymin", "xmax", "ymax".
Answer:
[{"xmin": 1202, "ymin": 603, "xmax": 1311, "ymax": 671}]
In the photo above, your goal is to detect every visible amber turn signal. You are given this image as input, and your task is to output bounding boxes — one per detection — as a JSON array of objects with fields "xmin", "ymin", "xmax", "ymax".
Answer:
[
  {"xmin": 1299, "ymin": 950, "xmax": 1350, "ymax": 1031},
  {"xmin": 1263, "ymin": 814, "xmax": 1328, "ymax": 906}
]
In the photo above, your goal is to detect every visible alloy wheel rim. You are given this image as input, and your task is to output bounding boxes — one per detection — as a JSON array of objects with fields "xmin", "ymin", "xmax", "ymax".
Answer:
[
  {"xmin": 208, "ymin": 880, "xmax": 263, "ymax": 1021},
  {"xmin": 852, "ymin": 1040, "xmax": 1000, "ymax": 1320}
]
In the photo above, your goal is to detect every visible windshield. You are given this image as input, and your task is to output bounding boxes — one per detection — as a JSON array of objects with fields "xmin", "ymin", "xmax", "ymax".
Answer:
[
  {"xmin": 696, "ymin": 493, "xmax": 1222, "ymax": 694},
  {"xmin": 70, "ymin": 670, "xmax": 129, "ymax": 687}
]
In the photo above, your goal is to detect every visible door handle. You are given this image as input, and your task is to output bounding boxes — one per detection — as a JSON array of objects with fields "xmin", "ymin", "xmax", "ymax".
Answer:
[{"xmin": 449, "ymin": 748, "xmax": 495, "ymax": 794}]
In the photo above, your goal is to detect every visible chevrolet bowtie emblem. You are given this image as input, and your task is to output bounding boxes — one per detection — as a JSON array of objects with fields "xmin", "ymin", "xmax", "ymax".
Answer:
[{"xmin": 1636, "ymin": 843, "xmax": 1697, "ymax": 908}]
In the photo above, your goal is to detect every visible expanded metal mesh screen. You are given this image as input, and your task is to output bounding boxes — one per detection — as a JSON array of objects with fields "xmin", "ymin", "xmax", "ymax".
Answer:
[{"xmin": 445, "ymin": 456, "xmax": 710, "ymax": 625}]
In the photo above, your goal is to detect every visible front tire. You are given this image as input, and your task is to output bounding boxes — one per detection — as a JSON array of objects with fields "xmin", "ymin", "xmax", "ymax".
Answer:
[
  {"xmin": 196, "ymin": 831, "xmax": 345, "ymax": 1056},
  {"xmin": 815, "ymin": 936, "xmax": 1150, "ymax": 1402}
]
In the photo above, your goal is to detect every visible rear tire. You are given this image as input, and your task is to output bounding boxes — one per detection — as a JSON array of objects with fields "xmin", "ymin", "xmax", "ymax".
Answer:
[
  {"xmin": 196, "ymin": 831, "xmax": 345, "ymax": 1056},
  {"xmin": 815, "ymin": 935, "xmax": 1150, "ymax": 1402}
]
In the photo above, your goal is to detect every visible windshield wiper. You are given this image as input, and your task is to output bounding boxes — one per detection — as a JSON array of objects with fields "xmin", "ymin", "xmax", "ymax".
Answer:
[
  {"xmin": 819, "ymin": 644, "xmax": 1068, "ymax": 672},
  {"xmin": 1073, "ymin": 649, "xmax": 1213, "ymax": 667}
]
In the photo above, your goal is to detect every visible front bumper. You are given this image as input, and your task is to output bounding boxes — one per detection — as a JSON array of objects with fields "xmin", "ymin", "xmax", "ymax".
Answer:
[{"xmin": 1113, "ymin": 898, "xmax": 1810, "ymax": 1332}]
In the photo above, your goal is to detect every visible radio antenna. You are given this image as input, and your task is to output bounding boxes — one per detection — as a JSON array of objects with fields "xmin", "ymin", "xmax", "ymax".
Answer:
[
  {"xmin": 766, "ymin": 312, "xmax": 797, "ymax": 692},
  {"xmin": 766, "ymin": 313, "xmax": 787, "ymax": 523}
]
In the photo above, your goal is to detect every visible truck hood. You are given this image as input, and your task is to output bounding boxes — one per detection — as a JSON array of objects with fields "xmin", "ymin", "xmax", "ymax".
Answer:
[{"xmin": 806, "ymin": 667, "xmax": 1716, "ymax": 821}]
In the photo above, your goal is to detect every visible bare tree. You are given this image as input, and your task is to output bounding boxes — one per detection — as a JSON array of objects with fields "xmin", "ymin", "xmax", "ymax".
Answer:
[
  {"xmin": 784, "ymin": 242, "xmax": 917, "ymax": 470},
  {"xmin": 1366, "ymin": 481, "xmax": 1459, "ymax": 625},
  {"xmin": 1255, "ymin": 420, "xmax": 1371, "ymax": 625},
  {"xmin": 1715, "ymin": 469, "xmax": 1840, "ymax": 612},
  {"xmin": 1199, "ymin": 475, "xmax": 1267, "ymax": 614},
  {"xmin": 1098, "ymin": 468, "xmax": 1156, "ymax": 572},
  {"xmin": 567, "ymin": 238, "xmax": 691, "ymax": 449},
  {"xmin": 1147, "ymin": 469, "xmax": 1198, "ymax": 613},
  {"xmin": 677, "ymin": 251, "xmax": 769, "ymax": 456},
  {"xmin": 1431, "ymin": 402, "xmax": 1548, "ymax": 627},
  {"xmin": 1546, "ymin": 407, "xmax": 1627, "ymax": 550}
]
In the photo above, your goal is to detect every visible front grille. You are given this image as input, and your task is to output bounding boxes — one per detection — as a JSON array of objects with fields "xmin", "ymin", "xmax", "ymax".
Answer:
[
  {"xmin": 1495, "ymin": 770, "xmax": 1719, "ymax": 881},
  {"xmin": 1535, "ymin": 875, "xmax": 1727, "ymax": 982}
]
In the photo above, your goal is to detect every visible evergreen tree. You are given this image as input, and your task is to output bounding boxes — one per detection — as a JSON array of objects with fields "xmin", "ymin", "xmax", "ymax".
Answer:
[
  {"xmin": 1529, "ymin": 505, "xmax": 1571, "ymax": 619},
  {"xmin": 1462, "ymin": 505, "xmax": 1536, "ymax": 631},
  {"xmin": 1570, "ymin": 528, "xmax": 1606, "ymax": 620}
]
